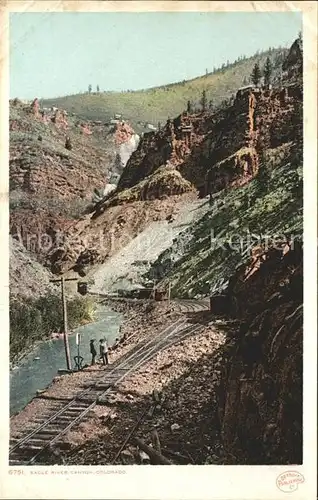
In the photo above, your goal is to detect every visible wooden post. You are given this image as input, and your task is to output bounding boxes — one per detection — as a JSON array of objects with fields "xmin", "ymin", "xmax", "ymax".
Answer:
[
  {"xmin": 61, "ymin": 277, "xmax": 71, "ymax": 371},
  {"xmin": 50, "ymin": 276, "xmax": 82, "ymax": 371}
]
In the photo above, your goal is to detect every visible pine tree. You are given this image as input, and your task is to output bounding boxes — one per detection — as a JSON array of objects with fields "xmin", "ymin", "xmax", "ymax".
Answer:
[
  {"xmin": 263, "ymin": 57, "xmax": 273, "ymax": 87},
  {"xmin": 96, "ymin": 84, "xmax": 100, "ymax": 92},
  {"xmin": 88, "ymin": 84, "xmax": 92, "ymax": 94},
  {"xmin": 200, "ymin": 90, "xmax": 207, "ymax": 111},
  {"xmin": 251, "ymin": 63, "xmax": 261, "ymax": 87},
  {"xmin": 187, "ymin": 100, "xmax": 192, "ymax": 113}
]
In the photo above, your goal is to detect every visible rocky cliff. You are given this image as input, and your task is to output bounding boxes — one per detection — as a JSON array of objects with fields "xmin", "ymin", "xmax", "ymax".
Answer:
[
  {"xmin": 10, "ymin": 100, "xmax": 112, "ymax": 202},
  {"xmin": 217, "ymin": 242, "xmax": 302, "ymax": 464},
  {"xmin": 10, "ymin": 236, "xmax": 57, "ymax": 300},
  {"xmin": 117, "ymin": 82, "xmax": 301, "ymax": 199},
  {"xmin": 9, "ymin": 101, "xmax": 140, "ymax": 266},
  {"xmin": 43, "ymin": 38, "xmax": 302, "ymax": 277}
]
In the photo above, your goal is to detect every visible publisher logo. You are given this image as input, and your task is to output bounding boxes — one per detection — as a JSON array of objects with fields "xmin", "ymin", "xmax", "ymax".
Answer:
[{"xmin": 276, "ymin": 471, "xmax": 305, "ymax": 493}]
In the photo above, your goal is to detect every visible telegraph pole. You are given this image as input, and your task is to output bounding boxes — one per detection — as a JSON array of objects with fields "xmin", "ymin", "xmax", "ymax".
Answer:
[
  {"xmin": 50, "ymin": 276, "xmax": 78, "ymax": 371},
  {"xmin": 61, "ymin": 276, "xmax": 71, "ymax": 370}
]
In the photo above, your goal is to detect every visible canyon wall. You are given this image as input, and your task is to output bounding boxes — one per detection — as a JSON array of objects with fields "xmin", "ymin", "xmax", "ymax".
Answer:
[
  {"xmin": 117, "ymin": 83, "xmax": 302, "ymax": 200},
  {"xmin": 217, "ymin": 242, "xmax": 303, "ymax": 464}
]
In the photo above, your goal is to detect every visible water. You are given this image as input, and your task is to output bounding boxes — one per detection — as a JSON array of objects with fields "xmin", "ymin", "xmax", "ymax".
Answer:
[{"xmin": 10, "ymin": 306, "xmax": 122, "ymax": 416}]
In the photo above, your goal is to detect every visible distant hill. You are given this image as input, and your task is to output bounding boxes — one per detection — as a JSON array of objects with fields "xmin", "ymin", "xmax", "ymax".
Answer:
[{"xmin": 42, "ymin": 47, "xmax": 288, "ymax": 131}]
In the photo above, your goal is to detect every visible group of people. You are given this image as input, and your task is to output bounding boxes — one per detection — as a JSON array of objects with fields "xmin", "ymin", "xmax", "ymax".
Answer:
[
  {"xmin": 89, "ymin": 339, "xmax": 109, "ymax": 366},
  {"xmin": 89, "ymin": 335, "xmax": 125, "ymax": 366}
]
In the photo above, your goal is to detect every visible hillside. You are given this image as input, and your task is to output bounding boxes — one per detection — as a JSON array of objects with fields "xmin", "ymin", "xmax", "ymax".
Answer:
[
  {"xmin": 42, "ymin": 48, "xmax": 288, "ymax": 131},
  {"xmin": 10, "ymin": 99, "xmax": 115, "ymax": 211},
  {"xmin": 45, "ymin": 38, "xmax": 302, "ymax": 278},
  {"xmin": 10, "ymin": 236, "xmax": 56, "ymax": 300},
  {"xmin": 9, "ymin": 99, "xmax": 142, "ymax": 263}
]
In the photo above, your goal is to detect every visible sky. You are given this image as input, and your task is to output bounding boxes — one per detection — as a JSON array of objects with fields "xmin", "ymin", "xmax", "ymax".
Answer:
[{"xmin": 9, "ymin": 11, "xmax": 302, "ymax": 99}]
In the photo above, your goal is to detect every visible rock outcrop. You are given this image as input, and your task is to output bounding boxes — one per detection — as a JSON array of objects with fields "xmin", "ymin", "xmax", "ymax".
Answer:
[
  {"xmin": 282, "ymin": 36, "xmax": 303, "ymax": 85},
  {"xmin": 116, "ymin": 84, "xmax": 301, "ymax": 200},
  {"xmin": 9, "ymin": 102, "xmax": 109, "ymax": 202},
  {"xmin": 115, "ymin": 121, "xmax": 140, "ymax": 168},
  {"xmin": 216, "ymin": 241, "xmax": 303, "ymax": 464},
  {"xmin": 10, "ymin": 236, "xmax": 56, "ymax": 299},
  {"xmin": 9, "ymin": 100, "xmax": 122, "ymax": 263},
  {"xmin": 43, "ymin": 38, "xmax": 303, "ymax": 276},
  {"xmin": 47, "ymin": 193, "xmax": 196, "ymax": 275}
]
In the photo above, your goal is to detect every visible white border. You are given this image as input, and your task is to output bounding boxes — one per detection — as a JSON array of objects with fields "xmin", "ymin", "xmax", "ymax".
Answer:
[{"xmin": 0, "ymin": 2, "xmax": 317, "ymax": 499}]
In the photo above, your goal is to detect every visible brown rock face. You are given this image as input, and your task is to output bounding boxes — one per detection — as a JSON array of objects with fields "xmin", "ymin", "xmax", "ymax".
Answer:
[
  {"xmin": 117, "ymin": 83, "xmax": 301, "ymax": 199},
  {"xmin": 10, "ymin": 236, "xmax": 56, "ymax": 299},
  {"xmin": 115, "ymin": 121, "xmax": 135, "ymax": 146},
  {"xmin": 282, "ymin": 37, "xmax": 302, "ymax": 85},
  {"xmin": 51, "ymin": 109, "xmax": 69, "ymax": 130},
  {"xmin": 44, "ymin": 39, "xmax": 302, "ymax": 275},
  {"xmin": 10, "ymin": 145, "xmax": 104, "ymax": 201},
  {"xmin": 47, "ymin": 193, "xmax": 195, "ymax": 274},
  {"xmin": 217, "ymin": 242, "xmax": 303, "ymax": 464},
  {"xmin": 10, "ymin": 209, "xmax": 76, "ymax": 264},
  {"xmin": 9, "ymin": 100, "xmax": 119, "ymax": 262},
  {"xmin": 30, "ymin": 98, "xmax": 40, "ymax": 118},
  {"xmin": 10, "ymin": 104, "xmax": 110, "ymax": 202}
]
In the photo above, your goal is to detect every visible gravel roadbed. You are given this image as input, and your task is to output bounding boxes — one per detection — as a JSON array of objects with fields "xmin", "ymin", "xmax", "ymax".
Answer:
[{"xmin": 13, "ymin": 300, "xmax": 236, "ymax": 465}]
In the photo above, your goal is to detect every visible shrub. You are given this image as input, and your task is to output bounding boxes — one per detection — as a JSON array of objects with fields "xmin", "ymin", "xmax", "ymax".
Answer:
[{"xmin": 10, "ymin": 293, "xmax": 96, "ymax": 362}]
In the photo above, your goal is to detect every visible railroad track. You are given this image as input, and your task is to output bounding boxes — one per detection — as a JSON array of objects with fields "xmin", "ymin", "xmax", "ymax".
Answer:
[
  {"xmin": 9, "ymin": 318, "xmax": 204, "ymax": 466},
  {"xmin": 88, "ymin": 292, "xmax": 211, "ymax": 314},
  {"xmin": 173, "ymin": 298, "xmax": 210, "ymax": 313}
]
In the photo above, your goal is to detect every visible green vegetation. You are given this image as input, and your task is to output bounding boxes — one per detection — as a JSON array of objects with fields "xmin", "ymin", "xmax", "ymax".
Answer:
[
  {"xmin": 200, "ymin": 89, "xmax": 207, "ymax": 111},
  {"xmin": 153, "ymin": 157, "xmax": 302, "ymax": 298},
  {"xmin": 42, "ymin": 48, "xmax": 287, "ymax": 130},
  {"xmin": 263, "ymin": 56, "xmax": 273, "ymax": 86},
  {"xmin": 251, "ymin": 62, "xmax": 262, "ymax": 87},
  {"xmin": 10, "ymin": 294, "xmax": 96, "ymax": 362}
]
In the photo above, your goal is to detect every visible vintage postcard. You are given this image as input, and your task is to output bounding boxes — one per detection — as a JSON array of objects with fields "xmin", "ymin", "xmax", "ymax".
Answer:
[{"xmin": 0, "ymin": 1, "xmax": 317, "ymax": 499}]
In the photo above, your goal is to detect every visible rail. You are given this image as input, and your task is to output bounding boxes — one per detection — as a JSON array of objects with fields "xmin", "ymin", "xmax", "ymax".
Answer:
[{"xmin": 9, "ymin": 318, "xmax": 204, "ymax": 465}]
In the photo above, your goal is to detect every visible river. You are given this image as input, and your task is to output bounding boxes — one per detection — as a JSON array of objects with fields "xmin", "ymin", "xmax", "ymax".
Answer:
[{"xmin": 10, "ymin": 305, "xmax": 122, "ymax": 416}]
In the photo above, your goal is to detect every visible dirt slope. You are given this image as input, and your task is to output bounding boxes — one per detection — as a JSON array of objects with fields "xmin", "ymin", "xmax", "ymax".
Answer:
[{"xmin": 10, "ymin": 236, "xmax": 56, "ymax": 300}]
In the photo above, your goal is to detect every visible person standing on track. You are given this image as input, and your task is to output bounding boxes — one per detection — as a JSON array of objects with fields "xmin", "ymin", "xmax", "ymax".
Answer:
[
  {"xmin": 90, "ymin": 339, "xmax": 97, "ymax": 365},
  {"xmin": 99, "ymin": 338, "xmax": 109, "ymax": 366}
]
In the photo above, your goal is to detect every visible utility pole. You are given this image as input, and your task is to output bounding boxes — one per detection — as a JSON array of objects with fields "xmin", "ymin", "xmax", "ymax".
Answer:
[
  {"xmin": 61, "ymin": 277, "xmax": 71, "ymax": 370},
  {"xmin": 50, "ymin": 276, "xmax": 78, "ymax": 371}
]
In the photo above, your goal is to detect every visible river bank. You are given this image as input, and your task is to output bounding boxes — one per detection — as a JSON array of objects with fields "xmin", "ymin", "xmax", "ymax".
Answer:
[
  {"xmin": 10, "ymin": 305, "xmax": 122, "ymax": 416},
  {"xmin": 9, "ymin": 293, "xmax": 97, "ymax": 366},
  {"xmin": 10, "ymin": 299, "xmax": 236, "ymax": 465},
  {"xmin": 9, "ymin": 300, "xmax": 183, "ymax": 432}
]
